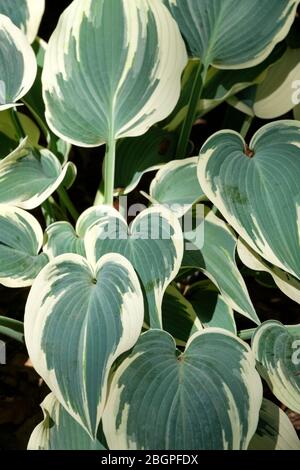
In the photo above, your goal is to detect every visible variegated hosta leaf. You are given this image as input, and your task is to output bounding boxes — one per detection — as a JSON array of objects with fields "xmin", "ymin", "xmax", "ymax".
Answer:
[
  {"xmin": 0, "ymin": 139, "xmax": 71, "ymax": 210},
  {"xmin": 198, "ymin": 120, "xmax": 300, "ymax": 280},
  {"xmin": 114, "ymin": 127, "xmax": 177, "ymax": 195},
  {"xmin": 237, "ymin": 238, "xmax": 300, "ymax": 305},
  {"xmin": 294, "ymin": 104, "xmax": 300, "ymax": 120},
  {"xmin": 252, "ymin": 321, "xmax": 300, "ymax": 413},
  {"xmin": 28, "ymin": 393, "xmax": 106, "ymax": 450},
  {"xmin": 249, "ymin": 398, "xmax": 300, "ymax": 450},
  {"xmin": 0, "ymin": 14, "xmax": 37, "ymax": 110},
  {"xmin": 103, "ymin": 329, "xmax": 262, "ymax": 450},
  {"xmin": 164, "ymin": 0, "xmax": 298, "ymax": 69},
  {"xmin": 149, "ymin": 158, "xmax": 205, "ymax": 218},
  {"xmin": 0, "ymin": 0, "xmax": 45, "ymax": 44},
  {"xmin": 24, "ymin": 253, "xmax": 144, "ymax": 437},
  {"xmin": 183, "ymin": 210, "xmax": 259, "ymax": 324},
  {"xmin": 42, "ymin": 0, "xmax": 187, "ymax": 147},
  {"xmin": 254, "ymin": 47, "xmax": 300, "ymax": 119},
  {"xmin": 0, "ymin": 110, "xmax": 40, "ymax": 158},
  {"xmin": 85, "ymin": 207, "xmax": 184, "ymax": 329},
  {"xmin": 44, "ymin": 205, "xmax": 117, "ymax": 259},
  {"xmin": 0, "ymin": 206, "xmax": 48, "ymax": 287},
  {"xmin": 162, "ymin": 285, "xmax": 203, "ymax": 346},
  {"xmin": 186, "ymin": 281, "xmax": 237, "ymax": 334}
]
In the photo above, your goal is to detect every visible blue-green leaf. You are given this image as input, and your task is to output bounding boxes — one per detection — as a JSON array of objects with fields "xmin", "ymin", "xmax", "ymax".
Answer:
[
  {"xmin": 0, "ymin": 205, "xmax": 48, "ymax": 287},
  {"xmin": 85, "ymin": 206, "xmax": 184, "ymax": 329},
  {"xmin": 0, "ymin": 14, "xmax": 37, "ymax": 110},
  {"xmin": 198, "ymin": 120, "xmax": 300, "ymax": 280},
  {"xmin": 103, "ymin": 329, "xmax": 262, "ymax": 449},
  {"xmin": 28, "ymin": 393, "xmax": 106, "ymax": 450},
  {"xmin": 164, "ymin": 0, "xmax": 298, "ymax": 69},
  {"xmin": 252, "ymin": 321, "xmax": 300, "ymax": 413},
  {"xmin": 183, "ymin": 209, "xmax": 259, "ymax": 324},
  {"xmin": 24, "ymin": 253, "xmax": 144, "ymax": 437},
  {"xmin": 42, "ymin": 0, "xmax": 187, "ymax": 147},
  {"xmin": 0, "ymin": 0, "xmax": 45, "ymax": 44}
]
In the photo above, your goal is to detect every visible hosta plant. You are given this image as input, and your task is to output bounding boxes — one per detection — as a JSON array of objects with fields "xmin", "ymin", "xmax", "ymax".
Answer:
[{"xmin": 0, "ymin": 0, "xmax": 300, "ymax": 451}]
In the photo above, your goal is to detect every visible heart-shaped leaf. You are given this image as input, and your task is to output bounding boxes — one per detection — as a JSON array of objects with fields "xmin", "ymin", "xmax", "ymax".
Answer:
[
  {"xmin": 24, "ymin": 252, "xmax": 144, "ymax": 437},
  {"xmin": 0, "ymin": 0, "xmax": 45, "ymax": 44},
  {"xmin": 0, "ymin": 139, "xmax": 71, "ymax": 210},
  {"xmin": 103, "ymin": 329, "xmax": 262, "ymax": 450},
  {"xmin": 28, "ymin": 393, "xmax": 106, "ymax": 450},
  {"xmin": 149, "ymin": 157, "xmax": 205, "ymax": 218},
  {"xmin": 44, "ymin": 205, "xmax": 117, "ymax": 259},
  {"xmin": 183, "ymin": 209, "xmax": 259, "ymax": 324},
  {"xmin": 237, "ymin": 238, "xmax": 300, "ymax": 305},
  {"xmin": 249, "ymin": 398, "xmax": 300, "ymax": 450},
  {"xmin": 42, "ymin": 0, "xmax": 187, "ymax": 147},
  {"xmin": 0, "ymin": 205, "xmax": 48, "ymax": 287},
  {"xmin": 252, "ymin": 321, "xmax": 300, "ymax": 413},
  {"xmin": 164, "ymin": 0, "xmax": 298, "ymax": 69},
  {"xmin": 85, "ymin": 207, "xmax": 184, "ymax": 329},
  {"xmin": 0, "ymin": 14, "xmax": 37, "ymax": 110},
  {"xmin": 198, "ymin": 120, "xmax": 300, "ymax": 279}
]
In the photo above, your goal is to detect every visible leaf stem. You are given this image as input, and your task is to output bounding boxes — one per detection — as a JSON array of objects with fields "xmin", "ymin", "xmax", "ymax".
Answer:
[
  {"xmin": 176, "ymin": 62, "xmax": 208, "ymax": 157},
  {"xmin": 238, "ymin": 328, "xmax": 257, "ymax": 341},
  {"xmin": 103, "ymin": 134, "xmax": 116, "ymax": 206},
  {"xmin": 57, "ymin": 187, "xmax": 79, "ymax": 222},
  {"xmin": 10, "ymin": 107, "xmax": 26, "ymax": 140},
  {"xmin": 240, "ymin": 115, "xmax": 253, "ymax": 139}
]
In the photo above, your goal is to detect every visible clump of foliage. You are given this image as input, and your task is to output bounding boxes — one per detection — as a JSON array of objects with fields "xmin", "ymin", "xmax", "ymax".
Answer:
[{"xmin": 0, "ymin": 0, "xmax": 299, "ymax": 450}]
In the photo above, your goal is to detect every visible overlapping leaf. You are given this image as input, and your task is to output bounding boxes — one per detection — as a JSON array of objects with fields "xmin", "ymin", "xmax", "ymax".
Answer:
[
  {"xmin": 85, "ymin": 207, "xmax": 183, "ymax": 329},
  {"xmin": 237, "ymin": 238, "xmax": 300, "ymax": 305},
  {"xmin": 0, "ymin": 139, "xmax": 71, "ymax": 210},
  {"xmin": 254, "ymin": 47, "xmax": 300, "ymax": 118},
  {"xmin": 103, "ymin": 329, "xmax": 262, "ymax": 450},
  {"xmin": 149, "ymin": 157, "xmax": 205, "ymax": 217},
  {"xmin": 0, "ymin": 0, "xmax": 45, "ymax": 44},
  {"xmin": 183, "ymin": 210, "xmax": 259, "ymax": 324},
  {"xmin": 0, "ymin": 14, "xmax": 37, "ymax": 110},
  {"xmin": 44, "ymin": 205, "xmax": 117, "ymax": 259},
  {"xmin": 252, "ymin": 321, "xmax": 300, "ymax": 413},
  {"xmin": 25, "ymin": 253, "xmax": 144, "ymax": 437},
  {"xmin": 198, "ymin": 120, "xmax": 300, "ymax": 280},
  {"xmin": 0, "ymin": 205, "xmax": 48, "ymax": 287},
  {"xmin": 28, "ymin": 393, "xmax": 106, "ymax": 450},
  {"xmin": 249, "ymin": 398, "xmax": 300, "ymax": 450},
  {"xmin": 42, "ymin": 0, "xmax": 187, "ymax": 147},
  {"xmin": 164, "ymin": 0, "xmax": 298, "ymax": 69}
]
